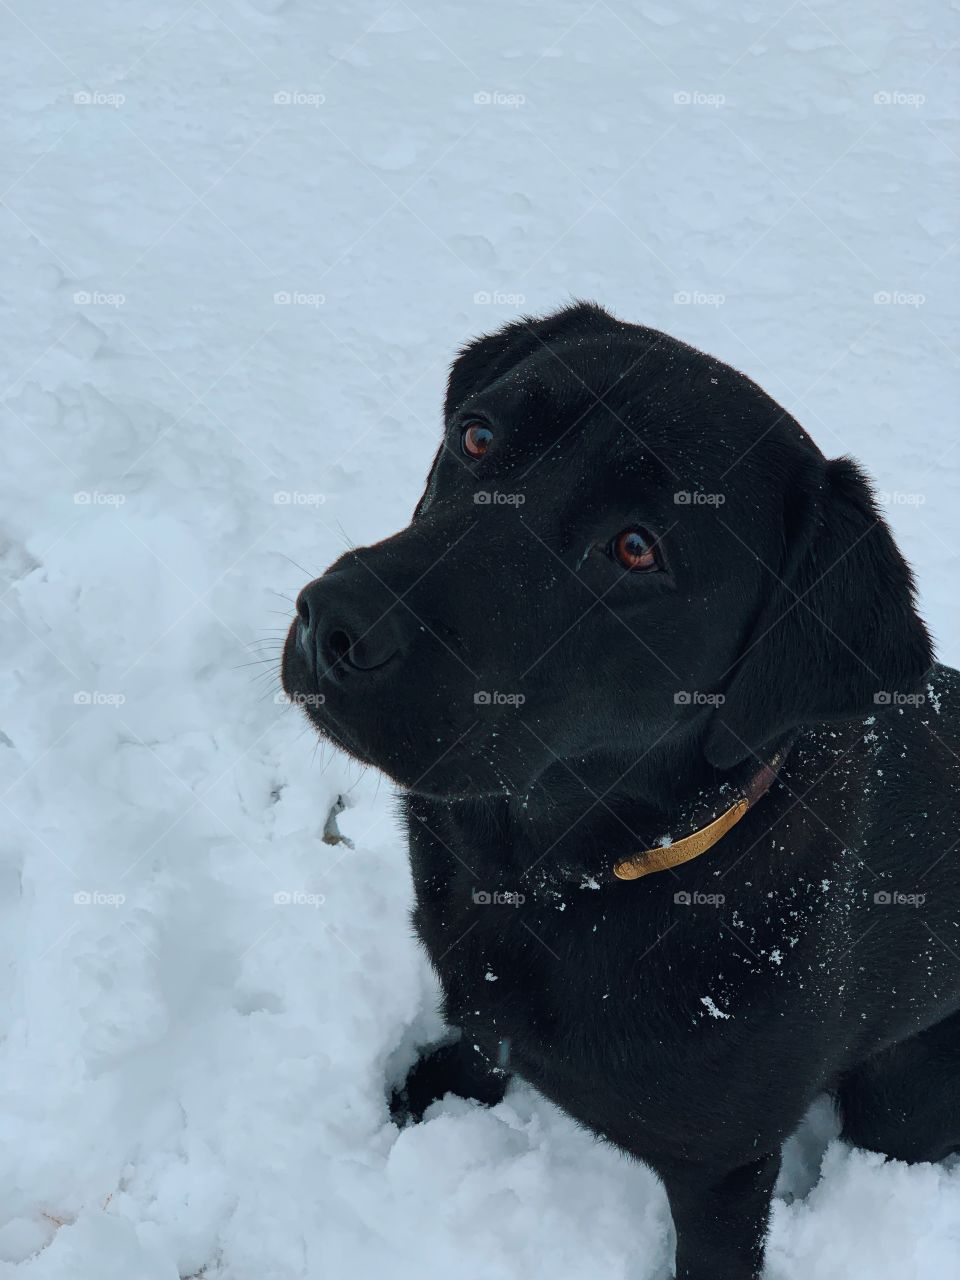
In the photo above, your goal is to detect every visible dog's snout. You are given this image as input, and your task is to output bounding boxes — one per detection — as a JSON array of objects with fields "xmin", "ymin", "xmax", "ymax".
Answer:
[{"xmin": 296, "ymin": 577, "xmax": 400, "ymax": 679}]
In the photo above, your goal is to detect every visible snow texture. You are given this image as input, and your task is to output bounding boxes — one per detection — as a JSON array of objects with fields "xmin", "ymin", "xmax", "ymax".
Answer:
[{"xmin": 1, "ymin": 2, "xmax": 958, "ymax": 1277}]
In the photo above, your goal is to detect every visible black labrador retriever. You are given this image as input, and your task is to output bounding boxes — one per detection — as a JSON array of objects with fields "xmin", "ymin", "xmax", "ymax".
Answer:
[{"xmin": 281, "ymin": 302, "xmax": 960, "ymax": 1280}]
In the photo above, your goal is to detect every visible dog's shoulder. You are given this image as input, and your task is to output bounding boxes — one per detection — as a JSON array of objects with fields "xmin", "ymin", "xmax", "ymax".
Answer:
[{"xmin": 875, "ymin": 662, "xmax": 960, "ymax": 773}]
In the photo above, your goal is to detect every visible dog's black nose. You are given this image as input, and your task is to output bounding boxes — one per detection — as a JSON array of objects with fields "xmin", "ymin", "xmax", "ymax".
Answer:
[{"xmin": 296, "ymin": 577, "xmax": 400, "ymax": 679}]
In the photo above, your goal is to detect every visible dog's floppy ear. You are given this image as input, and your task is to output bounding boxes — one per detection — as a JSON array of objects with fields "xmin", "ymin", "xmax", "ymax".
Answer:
[{"xmin": 705, "ymin": 457, "xmax": 934, "ymax": 769}]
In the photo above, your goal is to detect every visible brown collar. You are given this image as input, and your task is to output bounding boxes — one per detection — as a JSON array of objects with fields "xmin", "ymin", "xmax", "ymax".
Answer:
[{"xmin": 612, "ymin": 738, "xmax": 794, "ymax": 881}]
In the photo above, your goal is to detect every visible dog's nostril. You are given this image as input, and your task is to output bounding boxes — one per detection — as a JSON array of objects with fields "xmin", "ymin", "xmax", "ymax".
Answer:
[
  {"xmin": 328, "ymin": 629, "xmax": 352, "ymax": 662},
  {"xmin": 296, "ymin": 594, "xmax": 311, "ymax": 627}
]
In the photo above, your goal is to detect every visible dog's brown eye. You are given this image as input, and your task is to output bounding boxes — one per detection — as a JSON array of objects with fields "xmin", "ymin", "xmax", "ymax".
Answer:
[
  {"xmin": 462, "ymin": 423, "xmax": 493, "ymax": 458},
  {"xmin": 611, "ymin": 527, "xmax": 660, "ymax": 572}
]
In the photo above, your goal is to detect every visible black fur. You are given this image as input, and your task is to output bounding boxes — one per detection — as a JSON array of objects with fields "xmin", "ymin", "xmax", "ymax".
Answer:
[{"xmin": 281, "ymin": 303, "xmax": 958, "ymax": 1279}]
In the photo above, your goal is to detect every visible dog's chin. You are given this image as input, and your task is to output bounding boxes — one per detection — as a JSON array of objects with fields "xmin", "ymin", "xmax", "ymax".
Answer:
[
  {"xmin": 290, "ymin": 703, "xmax": 529, "ymax": 798},
  {"xmin": 403, "ymin": 775, "xmax": 519, "ymax": 801},
  {"xmin": 281, "ymin": 646, "xmax": 533, "ymax": 797},
  {"xmin": 294, "ymin": 702, "xmax": 373, "ymax": 769},
  {"xmin": 350, "ymin": 741, "xmax": 527, "ymax": 800}
]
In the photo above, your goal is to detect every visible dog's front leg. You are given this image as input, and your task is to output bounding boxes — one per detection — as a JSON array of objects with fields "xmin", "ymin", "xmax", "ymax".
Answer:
[
  {"xmin": 390, "ymin": 1032, "xmax": 510, "ymax": 1125},
  {"xmin": 658, "ymin": 1152, "xmax": 780, "ymax": 1280}
]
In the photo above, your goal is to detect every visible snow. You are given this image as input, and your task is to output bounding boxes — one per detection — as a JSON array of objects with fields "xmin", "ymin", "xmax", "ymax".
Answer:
[
  {"xmin": 1, "ymin": 2, "xmax": 959, "ymax": 1278},
  {"xmin": 700, "ymin": 996, "xmax": 732, "ymax": 1020}
]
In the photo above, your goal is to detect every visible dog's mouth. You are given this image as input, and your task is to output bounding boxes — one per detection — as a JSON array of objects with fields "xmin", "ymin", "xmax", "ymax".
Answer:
[
  {"xmin": 280, "ymin": 626, "xmax": 370, "ymax": 759},
  {"xmin": 283, "ymin": 620, "xmax": 557, "ymax": 800},
  {"xmin": 281, "ymin": 621, "xmax": 500, "ymax": 796}
]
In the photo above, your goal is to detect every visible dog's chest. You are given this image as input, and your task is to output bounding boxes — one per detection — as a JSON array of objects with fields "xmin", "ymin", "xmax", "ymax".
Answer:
[
  {"xmin": 416, "ymin": 877, "xmax": 738, "ymax": 1077},
  {"xmin": 418, "ymin": 876, "xmax": 609, "ymax": 1011},
  {"xmin": 418, "ymin": 887, "xmax": 850, "ymax": 1169}
]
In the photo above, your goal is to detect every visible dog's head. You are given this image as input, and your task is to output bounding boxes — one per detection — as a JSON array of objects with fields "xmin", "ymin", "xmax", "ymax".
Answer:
[{"xmin": 281, "ymin": 302, "xmax": 932, "ymax": 797}]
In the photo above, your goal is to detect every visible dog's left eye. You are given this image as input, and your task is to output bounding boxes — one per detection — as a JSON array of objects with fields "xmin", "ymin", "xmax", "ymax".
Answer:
[
  {"xmin": 610, "ymin": 527, "xmax": 661, "ymax": 572},
  {"xmin": 462, "ymin": 423, "xmax": 493, "ymax": 458}
]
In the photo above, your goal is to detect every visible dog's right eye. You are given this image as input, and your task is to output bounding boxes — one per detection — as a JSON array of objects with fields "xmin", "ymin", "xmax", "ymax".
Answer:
[
  {"xmin": 610, "ymin": 527, "xmax": 661, "ymax": 572},
  {"xmin": 462, "ymin": 423, "xmax": 493, "ymax": 458}
]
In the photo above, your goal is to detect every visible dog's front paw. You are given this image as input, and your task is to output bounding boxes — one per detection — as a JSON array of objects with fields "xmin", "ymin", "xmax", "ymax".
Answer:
[
  {"xmin": 389, "ymin": 1041, "xmax": 463, "ymax": 1126},
  {"xmin": 390, "ymin": 1038, "xmax": 509, "ymax": 1126}
]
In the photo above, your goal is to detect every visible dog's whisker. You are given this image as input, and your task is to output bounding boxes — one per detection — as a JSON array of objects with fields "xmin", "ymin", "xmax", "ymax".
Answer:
[
  {"xmin": 334, "ymin": 519, "xmax": 357, "ymax": 551},
  {"xmin": 279, "ymin": 553, "xmax": 318, "ymax": 579}
]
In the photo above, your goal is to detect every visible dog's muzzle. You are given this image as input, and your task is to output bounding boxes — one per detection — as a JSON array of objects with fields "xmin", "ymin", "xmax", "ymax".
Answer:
[{"xmin": 294, "ymin": 572, "xmax": 404, "ymax": 685}]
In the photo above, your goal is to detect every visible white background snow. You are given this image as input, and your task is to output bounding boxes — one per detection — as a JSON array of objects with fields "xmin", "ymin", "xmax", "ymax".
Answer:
[{"xmin": 2, "ymin": 2, "xmax": 959, "ymax": 1277}]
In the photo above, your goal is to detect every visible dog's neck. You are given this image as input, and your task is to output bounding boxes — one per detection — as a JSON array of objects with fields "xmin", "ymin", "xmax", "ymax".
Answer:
[
  {"xmin": 490, "ymin": 728, "xmax": 791, "ymax": 885},
  {"xmin": 406, "ymin": 728, "xmax": 797, "ymax": 891},
  {"xmin": 408, "ymin": 730, "xmax": 727, "ymax": 885},
  {"xmin": 520, "ymin": 728, "xmax": 711, "ymax": 815},
  {"xmin": 609, "ymin": 736, "xmax": 794, "ymax": 880}
]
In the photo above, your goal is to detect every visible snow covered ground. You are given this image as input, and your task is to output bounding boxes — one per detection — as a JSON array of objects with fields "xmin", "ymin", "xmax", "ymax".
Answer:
[{"xmin": 1, "ymin": 2, "xmax": 958, "ymax": 1277}]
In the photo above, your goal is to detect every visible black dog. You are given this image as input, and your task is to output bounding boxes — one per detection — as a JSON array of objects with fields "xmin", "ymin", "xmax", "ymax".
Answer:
[{"xmin": 281, "ymin": 302, "xmax": 959, "ymax": 1279}]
